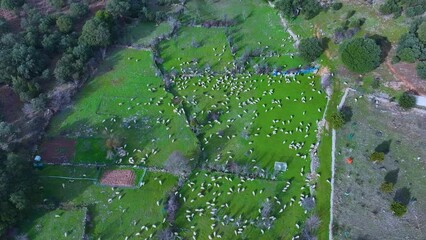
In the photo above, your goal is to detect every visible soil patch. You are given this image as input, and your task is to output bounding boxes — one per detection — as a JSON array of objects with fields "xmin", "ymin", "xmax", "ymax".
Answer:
[
  {"xmin": 0, "ymin": 85, "xmax": 23, "ymax": 123},
  {"xmin": 40, "ymin": 138, "xmax": 76, "ymax": 164},
  {"xmin": 100, "ymin": 169, "xmax": 135, "ymax": 187},
  {"xmin": 387, "ymin": 62, "xmax": 426, "ymax": 95}
]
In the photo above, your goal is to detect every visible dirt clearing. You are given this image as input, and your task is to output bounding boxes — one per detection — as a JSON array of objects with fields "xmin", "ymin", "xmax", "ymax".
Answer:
[
  {"xmin": 100, "ymin": 170, "xmax": 135, "ymax": 187},
  {"xmin": 40, "ymin": 138, "xmax": 76, "ymax": 164}
]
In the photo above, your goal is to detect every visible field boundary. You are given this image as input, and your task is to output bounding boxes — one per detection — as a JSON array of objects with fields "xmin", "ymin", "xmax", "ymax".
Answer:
[{"xmin": 329, "ymin": 87, "xmax": 355, "ymax": 240}]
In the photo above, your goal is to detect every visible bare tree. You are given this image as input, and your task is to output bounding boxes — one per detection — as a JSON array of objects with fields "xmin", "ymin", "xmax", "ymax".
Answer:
[
  {"xmin": 301, "ymin": 197, "xmax": 316, "ymax": 211},
  {"xmin": 301, "ymin": 215, "xmax": 321, "ymax": 240},
  {"xmin": 165, "ymin": 191, "xmax": 179, "ymax": 223},
  {"xmin": 157, "ymin": 227, "xmax": 175, "ymax": 240},
  {"xmin": 164, "ymin": 151, "xmax": 191, "ymax": 176}
]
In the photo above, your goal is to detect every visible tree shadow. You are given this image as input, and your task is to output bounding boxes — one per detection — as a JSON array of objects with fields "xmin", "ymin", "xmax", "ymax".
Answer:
[
  {"xmin": 394, "ymin": 187, "xmax": 411, "ymax": 206},
  {"xmin": 384, "ymin": 168, "xmax": 399, "ymax": 185},
  {"xmin": 375, "ymin": 140, "xmax": 392, "ymax": 154},
  {"xmin": 369, "ymin": 34, "xmax": 391, "ymax": 64},
  {"xmin": 340, "ymin": 105, "xmax": 353, "ymax": 123}
]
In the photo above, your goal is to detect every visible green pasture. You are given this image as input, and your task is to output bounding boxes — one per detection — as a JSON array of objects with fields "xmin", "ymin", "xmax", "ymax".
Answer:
[
  {"xmin": 174, "ymin": 73, "xmax": 327, "ymax": 171},
  {"xmin": 175, "ymin": 171, "xmax": 310, "ymax": 239},
  {"xmin": 37, "ymin": 165, "xmax": 100, "ymax": 180},
  {"xmin": 20, "ymin": 208, "xmax": 86, "ymax": 240},
  {"xmin": 159, "ymin": 26, "xmax": 234, "ymax": 72},
  {"xmin": 47, "ymin": 48, "xmax": 199, "ymax": 167},
  {"xmin": 20, "ymin": 170, "xmax": 177, "ymax": 239},
  {"xmin": 119, "ymin": 22, "xmax": 172, "ymax": 46}
]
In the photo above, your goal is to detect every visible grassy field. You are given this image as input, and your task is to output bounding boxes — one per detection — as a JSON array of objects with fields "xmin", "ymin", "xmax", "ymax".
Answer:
[
  {"xmin": 29, "ymin": 0, "xmax": 337, "ymax": 239},
  {"xmin": 332, "ymin": 93, "xmax": 426, "ymax": 239},
  {"xmin": 20, "ymin": 208, "xmax": 86, "ymax": 240},
  {"xmin": 119, "ymin": 22, "xmax": 172, "ymax": 46},
  {"xmin": 159, "ymin": 26, "xmax": 234, "ymax": 73},
  {"xmin": 175, "ymin": 171, "xmax": 310, "ymax": 239},
  {"xmin": 20, "ymin": 169, "xmax": 178, "ymax": 239},
  {"xmin": 174, "ymin": 73, "xmax": 327, "ymax": 171},
  {"xmin": 47, "ymin": 48, "xmax": 199, "ymax": 167}
]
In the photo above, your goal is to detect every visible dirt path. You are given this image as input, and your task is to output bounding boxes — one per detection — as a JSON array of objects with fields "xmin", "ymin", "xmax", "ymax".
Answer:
[
  {"xmin": 385, "ymin": 61, "xmax": 419, "ymax": 93},
  {"xmin": 268, "ymin": 1, "xmax": 300, "ymax": 47}
]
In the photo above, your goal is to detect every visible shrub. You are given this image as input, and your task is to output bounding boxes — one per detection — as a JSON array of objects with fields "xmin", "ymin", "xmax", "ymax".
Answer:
[
  {"xmin": 390, "ymin": 202, "xmax": 407, "ymax": 216},
  {"xmin": 417, "ymin": 22, "xmax": 426, "ymax": 43},
  {"xmin": 370, "ymin": 151, "xmax": 385, "ymax": 162},
  {"xmin": 340, "ymin": 38, "xmax": 381, "ymax": 73},
  {"xmin": 48, "ymin": 0, "xmax": 65, "ymax": 9},
  {"xmin": 332, "ymin": 2, "xmax": 343, "ymax": 11},
  {"xmin": 56, "ymin": 15, "xmax": 73, "ymax": 33},
  {"xmin": 416, "ymin": 61, "xmax": 426, "ymax": 79},
  {"xmin": 380, "ymin": 182, "xmax": 394, "ymax": 193},
  {"xmin": 328, "ymin": 112, "xmax": 345, "ymax": 129},
  {"xmin": 299, "ymin": 37, "xmax": 324, "ymax": 62},
  {"xmin": 398, "ymin": 92, "xmax": 416, "ymax": 109},
  {"xmin": 69, "ymin": 2, "xmax": 89, "ymax": 19}
]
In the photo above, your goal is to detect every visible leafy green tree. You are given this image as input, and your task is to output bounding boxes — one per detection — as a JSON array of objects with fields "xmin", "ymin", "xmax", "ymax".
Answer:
[
  {"xmin": 398, "ymin": 48, "xmax": 416, "ymax": 62},
  {"xmin": 299, "ymin": 37, "xmax": 324, "ymax": 62},
  {"xmin": 340, "ymin": 38, "xmax": 381, "ymax": 73},
  {"xmin": 79, "ymin": 18, "xmax": 111, "ymax": 48},
  {"xmin": 0, "ymin": 152, "xmax": 35, "ymax": 233},
  {"xmin": 95, "ymin": 10, "xmax": 114, "ymax": 25},
  {"xmin": 390, "ymin": 202, "xmax": 407, "ymax": 216},
  {"xmin": 416, "ymin": 21, "xmax": 426, "ymax": 43},
  {"xmin": 380, "ymin": 182, "xmax": 394, "ymax": 193},
  {"xmin": 106, "ymin": 0, "xmax": 131, "ymax": 18},
  {"xmin": 332, "ymin": 2, "xmax": 343, "ymax": 11},
  {"xmin": 370, "ymin": 151, "xmax": 385, "ymax": 162},
  {"xmin": 275, "ymin": 0, "xmax": 297, "ymax": 19},
  {"xmin": 42, "ymin": 31, "xmax": 61, "ymax": 53},
  {"xmin": 56, "ymin": 15, "xmax": 73, "ymax": 33},
  {"xmin": 300, "ymin": 0, "xmax": 322, "ymax": 20},
  {"xmin": 379, "ymin": 0, "xmax": 401, "ymax": 15},
  {"xmin": 1, "ymin": 0, "xmax": 25, "ymax": 10},
  {"xmin": 69, "ymin": 2, "xmax": 89, "ymax": 19},
  {"xmin": 416, "ymin": 61, "xmax": 426, "ymax": 79},
  {"xmin": 48, "ymin": 0, "xmax": 65, "ymax": 9},
  {"xmin": 398, "ymin": 92, "xmax": 416, "ymax": 109}
]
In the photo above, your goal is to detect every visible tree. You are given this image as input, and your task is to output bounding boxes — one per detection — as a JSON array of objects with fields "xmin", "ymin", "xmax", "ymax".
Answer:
[
  {"xmin": 416, "ymin": 61, "xmax": 426, "ymax": 79},
  {"xmin": 106, "ymin": 0, "xmax": 131, "ymax": 18},
  {"xmin": 299, "ymin": 37, "xmax": 323, "ymax": 62},
  {"xmin": 398, "ymin": 92, "xmax": 416, "ymax": 109},
  {"xmin": 275, "ymin": 0, "xmax": 297, "ymax": 19},
  {"xmin": 48, "ymin": 0, "xmax": 65, "ymax": 9},
  {"xmin": 163, "ymin": 151, "xmax": 191, "ymax": 176},
  {"xmin": 1, "ymin": 0, "xmax": 25, "ymax": 10},
  {"xmin": 56, "ymin": 15, "xmax": 73, "ymax": 33},
  {"xmin": 332, "ymin": 2, "xmax": 343, "ymax": 11},
  {"xmin": 328, "ymin": 112, "xmax": 345, "ymax": 129},
  {"xmin": 390, "ymin": 201, "xmax": 407, "ymax": 216},
  {"xmin": 380, "ymin": 182, "xmax": 394, "ymax": 193},
  {"xmin": 370, "ymin": 151, "xmax": 385, "ymax": 162},
  {"xmin": 0, "ymin": 121, "xmax": 13, "ymax": 150},
  {"xmin": 398, "ymin": 48, "xmax": 416, "ymax": 62},
  {"xmin": 417, "ymin": 21, "xmax": 426, "ymax": 43},
  {"xmin": 340, "ymin": 38, "xmax": 381, "ymax": 73},
  {"xmin": 69, "ymin": 2, "xmax": 89, "ymax": 19},
  {"xmin": 79, "ymin": 18, "xmax": 111, "ymax": 48},
  {"xmin": 0, "ymin": 152, "xmax": 35, "ymax": 233}
]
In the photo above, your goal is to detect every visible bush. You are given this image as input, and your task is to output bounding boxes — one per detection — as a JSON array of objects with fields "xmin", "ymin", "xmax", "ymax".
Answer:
[
  {"xmin": 69, "ymin": 2, "xmax": 89, "ymax": 19},
  {"xmin": 398, "ymin": 92, "xmax": 416, "ymax": 109},
  {"xmin": 397, "ymin": 48, "xmax": 416, "ymax": 62},
  {"xmin": 380, "ymin": 182, "xmax": 394, "ymax": 193},
  {"xmin": 416, "ymin": 61, "xmax": 426, "ymax": 79},
  {"xmin": 390, "ymin": 202, "xmax": 407, "ymax": 216},
  {"xmin": 332, "ymin": 2, "xmax": 343, "ymax": 11},
  {"xmin": 328, "ymin": 112, "xmax": 345, "ymax": 129},
  {"xmin": 416, "ymin": 21, "xmax": 426, "ymax": 43},
  {"xmin": 370, "ymin": 151, "xmax": 385, "ymax": 162},
  {"xmin": 340, "ymin": 38, "xmax": 381, "ymax": 73},
  {"xmin": 48, "ymin": 0, "xmax": 65, "ymax": 9},
  {"xmin": 299, "ymin": 37, "xmax": 324, "ymax": 62},
  {"xmin": 1, "ymin": 0, "xmax": 25, "ymax": 10},
  {"xmin": 56, "ymin": 15, "xmax": 73, "ymax": 33}
]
